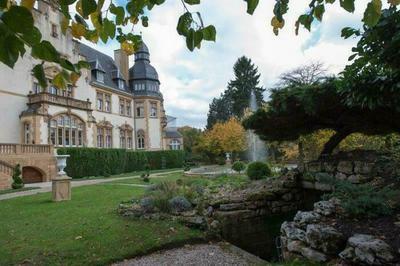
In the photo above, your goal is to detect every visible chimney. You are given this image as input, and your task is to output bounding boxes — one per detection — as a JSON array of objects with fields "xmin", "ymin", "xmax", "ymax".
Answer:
[{"xmin": 114, "ymin": 49, "xmax": 129, "ymax": 83}]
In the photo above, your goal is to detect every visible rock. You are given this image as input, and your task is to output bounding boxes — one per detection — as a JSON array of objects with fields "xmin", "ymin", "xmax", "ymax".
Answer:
[
  {"xmin": 169, "ymin": 196, "xmax": 192, "ymax": 213},
  {"xmin": 180, "ymin": 216, "xmax": 206, "ymax": 229},
  {"xmin": 140, "ymin": 197, "xmax": 155, "ymax": 213},
  {"xmin": 301, "ymin": 247, "xmax": 328, "ymax": 263},
  {"xmin": 314, "ymin": 200, "xmax": 335, "ymax": 216},
  {"xmin": 337, "ymin": 161, "xmax": 354, "ymax": 175},
  {"xmin": 322, "ymin": 162, "xmax": 336, "ymax": 173},
  {"xmin": 209, "ymin": 220, "xmax": 220, "ymax": 230},
  {"xmin": 347, "ymin": 174, "xmax": 370, "ymax": 184},
  {"xmin": 307, "ymin": 161, "xmax": 322, "ymax": 173},
  {"xmin": 282, "ymin": 193, "xmax": 293, "ymax": 201},
  {"xmin": 305, "ymin": 224, "xmax": 345, "ymax": 254},
  {"xmin": 281, "ymin": 221, "xmax": 306, "ymax": 241},
  {"xmin": 335, "ymin": 172, "xmax": 347, "ymax": 180},
  {"xmin": 342, "ymin": 234, "xmax": 395, "ymax": 265},
  {"xmin": 287, "ymin": 240, "xmax": 305, "ymax": 253},
  {"xmin": 206, "ymin": 206, "xmax": 214, "ymax": 217},
  {"xmin": 354, "ymin": 161, "xmax": 374, "ymax": 175},
  {"xmin": 219, "ymin": 203, "xmax": 245, "ymax": 211},
  {"xmin": 294, "ymin": 211, "xmax": 321, "ymax": 228},
  {"xmin": 314, "ymin": 182, "xmax": 332, "ymax": 191}
]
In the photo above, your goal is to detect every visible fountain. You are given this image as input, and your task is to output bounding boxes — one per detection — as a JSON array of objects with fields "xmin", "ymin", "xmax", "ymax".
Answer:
[{"xmin": 247, "ymin": 90, "xmax": 268, "ymax": 162}]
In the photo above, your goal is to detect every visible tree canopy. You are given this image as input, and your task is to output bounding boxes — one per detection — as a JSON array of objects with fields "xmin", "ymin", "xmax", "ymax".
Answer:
[
  {"xmin": 0, "ymin": 0, "xmax": 398, "ymax": 92},
  {"xmin": 244, "ymin": 7, "xmax": 400, "ymax": 157},
  {"xmin": 243, "ymin": 78, "xmax": 400, "ymax": 156},
  {"xmin": 206, "ymin": 56, "xmax": 264, "ymax": 129}
]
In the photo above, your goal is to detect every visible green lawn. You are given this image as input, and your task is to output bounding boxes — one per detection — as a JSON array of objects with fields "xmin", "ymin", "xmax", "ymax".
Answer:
[
  {"xmin": 0, "ymin": 179, "xmax": 203, "ymax": 266},
  {"xmin": 0, "ymin": 186, "xmax": 39, "ymax": 195}
]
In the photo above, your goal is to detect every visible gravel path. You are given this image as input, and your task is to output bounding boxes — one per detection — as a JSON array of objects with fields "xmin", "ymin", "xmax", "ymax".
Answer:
[
  {"xmin": 113, "ymin": 243, "xmax": 266, "ymax": 266},
  {"xmin": 0, "ymin": 170, "xmax": 182, "ymax": 201}
]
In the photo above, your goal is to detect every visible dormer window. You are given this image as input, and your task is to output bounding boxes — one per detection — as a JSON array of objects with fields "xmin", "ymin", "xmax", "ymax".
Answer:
[
  {"xmin": 51, "ymin": 23, "xmax": 58, "ymax": 38},
  {"xmin": 118, "ymin": 79, "xmax": 124, "ymax": 89},
  {"xmin": 97, "ymin": 71, "xmax": 104, "ymax": 83}
]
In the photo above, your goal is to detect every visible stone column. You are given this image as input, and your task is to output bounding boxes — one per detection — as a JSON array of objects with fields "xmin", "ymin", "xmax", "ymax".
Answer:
[{"xmin": 52, "ymin": 154, "xmax": 71, "ymax": 202}]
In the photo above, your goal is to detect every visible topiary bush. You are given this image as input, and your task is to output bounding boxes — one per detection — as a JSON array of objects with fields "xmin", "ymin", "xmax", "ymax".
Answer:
[
  {"xmin": 246, "ymin": 161, "xmax": 271, "ymax": 180},
  {"xmin": 169, "ymin": 196, "xmax": 192, "ymax": 213},
  {"xmin": 57, "ymin": 148, "xmax": 184, "ymax": 178},
  {"xmin": 11, "ymin": 164, "xmax": 24, "ymax": 189},
  {"xmin": 232, "ymin": 161, "xmax": 246, "ymax": 173}
]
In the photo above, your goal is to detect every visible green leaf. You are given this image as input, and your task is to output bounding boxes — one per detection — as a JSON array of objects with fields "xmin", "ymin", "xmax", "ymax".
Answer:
[
  {"xmin": 177, "ymin": 12, "xmax": 192, "ymax": 36},
  {"xmin": 32, "ymin": 64, "xmax": 47, "ymax": 88},
  {"xmin": 194, "ymin": 30, "xmax": 203, "ymax": 48},
  {"xmin": 0, "ymin": 34, "xmax": 25, "ymax": 68},
  {"xmin": 340, "ymin": 0, "xmax": 355, "ymax": 12},
  {"xmin": 110, "ymin": 4, "xmax": 125, "ymax": 25},
  {"xmin": 363, "ymin": 0, "xmax": 382, "ymax": 27},
  {"xmin": 20, "ymin": 26, "xmax": 42, "ymax": 45},
  {"xmin": 246, "ymin": 0, "xmax": 259, "ymax": 15},
  {"xmin": 103, "ymin": 18, "xmax": 116, "ymax": 39},
  {"xmin": 297, "ymin": 14, "xmax": 314, "ymax": 32},
  {"xmin": 201, "ymin": 25, "xmax": 216, "ymax": 41},
  {"xmin": 60, "ymin": 58, "xmax": 76, "ymax": 72},
  {"xmin": 186, "ymin": 29, "xmax": 195, "ymax": 51},
  {"xmin": 313, "ymin": 4, "xmax": 325, "ymax": 21},
  {"xmin": 325, "ymin": 0, "xmax": 336, "ymax": 3},
  {"xmin": 0, "ymin": 0, "xmax": 8, "ymax": 8},
  {"xmin": 31, "ymin": 41, "xmax": 60, "ymax": 63},
  {"xmin": 77, "ymin": 60, "xmax": 90, "ymax": 70},
  {"xmin": 53, "ymin": 72, "xmax": 67, "ymax": 90},
  {"xmin": 141, "ymin": 16, "xmax": 149, "ymax": 27},
  {"xmin": 1, "ymin": 6, "xmax": 34, "ymax": 34},
  {"xmin": 81, "ymin": 0, "xmax": 96, "ymax": 17},
  {"xmin": 184, "ymin": 0, "xmax": 200, "ymax": 4},
  {"xmin": 341, "ymin": 27, "xmax": 359, "ymax": 39}
]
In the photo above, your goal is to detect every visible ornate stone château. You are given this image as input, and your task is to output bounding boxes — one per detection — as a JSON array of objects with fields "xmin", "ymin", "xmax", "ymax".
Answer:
[{"xmin": 0, "ymin": 2, "xmax": 183, "ymax": 188}]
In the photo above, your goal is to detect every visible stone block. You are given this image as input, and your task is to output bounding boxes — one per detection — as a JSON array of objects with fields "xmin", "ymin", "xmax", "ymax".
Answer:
[
  {"xmin": 347, "ymin": 174, "xmax": 371, "ymax": 184},
  {"xmin": 52, "ymin": 175, "xmax": 71, "ymax": 202},
  {"xmin": 305, "ymin": 224, "xmax": 345, "ymax": 254},
  {"xmin": 335, "ymin": 172, "xmax": 347, "ymax": 180},
  {"xmin": 322, "ymin": 162, "xmax": 336, "ymax": 173},
  {"xmin": 219, "ymin": 203, "xmax": 246, "ymax": 211},
  {"xmin": 314, "ymin": 182, "xmax": 332, "ymax": 191},
  {"xmin": 353, "ymin": 161, "xmax": 374, "ymax": 175},
  {"xmin": 337, "ymin": 161, "xmax": 354, "ymax": 175},
  {"xmin": 307, "ymin": 161, "xmax": 322, "ymax": 173}
]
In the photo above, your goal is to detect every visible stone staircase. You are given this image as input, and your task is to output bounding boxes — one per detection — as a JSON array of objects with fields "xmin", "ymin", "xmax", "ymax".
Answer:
[{"xmin": 0, "ymin": 160, "xmax": 14, "ymax": 190}]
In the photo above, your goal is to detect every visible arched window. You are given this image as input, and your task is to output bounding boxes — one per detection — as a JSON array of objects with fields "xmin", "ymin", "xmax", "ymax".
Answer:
[
  {"xmin": 50, "ymin": 114, "xmax": 84, "ymax": 147},
  {"xmin": 97, "ymin": 121, "xmax": 113, "ymax": 148},
  {"xmin": 169, "ymin": 139, "xmax": 181, "ymax": 150},
  {"xmin": 137, "ymin": 130, "xmax": 145, "ymax": 149}
]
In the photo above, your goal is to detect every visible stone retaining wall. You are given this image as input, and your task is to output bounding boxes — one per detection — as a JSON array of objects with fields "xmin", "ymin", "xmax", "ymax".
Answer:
[{"xmin": 300, "ymin": 150, "xmax": 399, "ymax": 191}]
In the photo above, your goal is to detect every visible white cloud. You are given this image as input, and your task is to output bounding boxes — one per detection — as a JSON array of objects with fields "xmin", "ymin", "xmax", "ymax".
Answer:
[{"xmin": 88, "ymin": 0, "xmax": 372, "ymax": 128}]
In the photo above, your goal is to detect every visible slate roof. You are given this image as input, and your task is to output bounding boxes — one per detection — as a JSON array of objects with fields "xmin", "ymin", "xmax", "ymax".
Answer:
[
  {"xmin": 164, "ymin": 127, "xmax": 183, "ymax": 139},
  {"xmin": 78, "ymin": 43, "xmax": 129, "ymax": 93}
]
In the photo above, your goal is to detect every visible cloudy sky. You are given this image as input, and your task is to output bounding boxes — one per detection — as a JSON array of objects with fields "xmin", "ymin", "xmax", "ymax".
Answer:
[{"xmin": 90, "ymin": 0, "xmax": 372, "ymax": 128}]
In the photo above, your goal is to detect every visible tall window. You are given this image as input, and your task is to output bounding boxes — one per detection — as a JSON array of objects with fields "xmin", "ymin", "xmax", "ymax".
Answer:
[
  {"xmin": 61, "ymin": 85, "xmax": 73, "ymax": 97},
  {"xmin": 150, "ymin": 102, "xmax": 158, "ymax": 117},
  {"xmin": 137, "ymin": 130, "xmax": 145, "ymax": 149},
  {"xmin": 33, "ymin": 82, "xmax": 42, "ymax": 94},
  {"xmin": 97, "ymin": 122, "xmax": 113, "ymax": 148},
  {"xmin": 24, "ymin": 123, "xmax": 31, "ymax": 144},
  {"xmin": 49, "ymin": 85, "xmax": 58, "ymax": 95},
  {"xmin": 97, "ymin": 91, "xmax": 111, "ymax": 113},
  {"xmin": 169, "ymin": 139, "xmax": 181, "ymax": 150},
  {"xmin": 118, "ymin": 79, "xmax": 124, "ymax": 89},
  {"xmin": 119, "ymin": 98, "xmax": 132, "ymax": 116},
  {"xmin": 50, "ymin": 114, "xmax": 84, "ymax": 147},
  {"xmin": 135, "ymin": 102, "xmax": 144, "ymax": 117},
  {"xmin": 120, "ymin": 126, "xmax": 133, "ymax": 149}
]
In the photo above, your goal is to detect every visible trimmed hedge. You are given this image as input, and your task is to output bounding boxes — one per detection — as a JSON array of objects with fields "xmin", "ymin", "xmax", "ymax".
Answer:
[{"xmin": 57, "ymin": 148, "xmax": 184, "ymax": 179}]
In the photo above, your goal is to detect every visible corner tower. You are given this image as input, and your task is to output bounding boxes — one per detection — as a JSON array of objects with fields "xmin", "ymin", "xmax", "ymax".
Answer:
[{"xmin": 129, "ymin": 42, "xmax": 167, "ymax": 150}]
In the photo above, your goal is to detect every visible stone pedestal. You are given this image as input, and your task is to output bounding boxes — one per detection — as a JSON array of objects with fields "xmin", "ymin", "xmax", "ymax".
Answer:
[{"xmin": 52, "ymin": 175, "xmax": 71, "ymax": 202}]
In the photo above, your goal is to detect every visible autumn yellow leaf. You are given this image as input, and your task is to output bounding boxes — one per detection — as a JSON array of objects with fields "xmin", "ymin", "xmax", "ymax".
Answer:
[
  {"xmin": 71, "ymin": 22, "xmax": 86, "ymax": 39},
  {"xmin": 21, "ymin": 0, "xmax": 35, "ymax": 10}
]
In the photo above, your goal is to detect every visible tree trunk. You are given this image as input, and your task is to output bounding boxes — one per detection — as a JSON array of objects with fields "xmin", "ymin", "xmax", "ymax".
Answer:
[{"xmin": 319, "ymin": 130, "xmax": 351, "ymax": 159}]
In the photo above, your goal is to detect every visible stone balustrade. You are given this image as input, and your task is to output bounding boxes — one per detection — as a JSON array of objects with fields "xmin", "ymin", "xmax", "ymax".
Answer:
[
  {"xmin": 0, "ymin": 144, "xmax": 53, "ymax": 155},
  {"xmin": 0, "ymin": 160, "xmax": 14, "ymax": 176},
  {"xmin": 28, "ymin": 92, "xmax": 92, "ymax": 111}
]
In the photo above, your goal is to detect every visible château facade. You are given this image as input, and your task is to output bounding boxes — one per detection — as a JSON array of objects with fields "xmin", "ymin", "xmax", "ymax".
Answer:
[
  {"xmin": 0, "ymin": 1, "xmax": 183, "ymax": 151},
  {"xmin": 0, "ymin": 2, "xmax": 183, "ymax": 188}
]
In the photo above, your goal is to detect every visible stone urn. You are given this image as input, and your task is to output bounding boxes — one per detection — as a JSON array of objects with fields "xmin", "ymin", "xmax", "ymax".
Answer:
[
  {"xmin": 55, "ymin": 154, "xmax": 70, "ymax": 176},
  {"xmin": 52, "ymin": 154, "xmax": 71, "ymax": 202}
]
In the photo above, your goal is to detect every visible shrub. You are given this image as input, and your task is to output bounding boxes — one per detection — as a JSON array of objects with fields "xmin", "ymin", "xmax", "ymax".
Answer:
[
  {"xmin": 232, "ymin": 161, "xmax": 246, "ymax": 173},
  {"xmin": 215, "ymin": 157, "xmax": 226, "ymax": 165},
  {"xmin": 11, "ymin": 164, "xmax": 24, "ymax": 189},
  {"xmin": 322, "ymin": 178, "xmax": 399, "ymax": 218},
  {"xmin": 246, "ymin": 161, "xmax": 271, "ymax": 180},
  {"xmin": 169, "ymin": 196, "xmax": 192, "ymax": 213},
  {"xmin": 140, "ymin": 197, "xmax": 155, "ymax": 213},
  {"xmin": 57, "ymin": 148, "xmax": 185, "ymax": 178}
]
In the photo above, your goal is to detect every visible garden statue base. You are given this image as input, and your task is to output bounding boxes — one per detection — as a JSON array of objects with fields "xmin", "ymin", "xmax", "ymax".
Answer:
[{"xmin": 52, "ymin": 175, "xmax": 72, "ymax": 202}]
